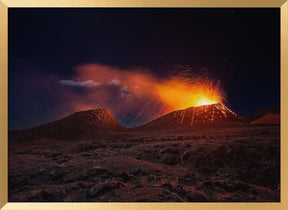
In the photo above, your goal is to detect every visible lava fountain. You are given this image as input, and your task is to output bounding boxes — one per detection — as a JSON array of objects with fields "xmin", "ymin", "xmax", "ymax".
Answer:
[{"xmin": 154, "ymin": 68, "xmax": 225, "ymax": 110}]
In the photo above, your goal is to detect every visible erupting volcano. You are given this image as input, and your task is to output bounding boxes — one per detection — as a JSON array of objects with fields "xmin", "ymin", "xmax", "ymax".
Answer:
[{"xmin": 122, "ymin": 67, "xmax": 227, "ymax": 126}]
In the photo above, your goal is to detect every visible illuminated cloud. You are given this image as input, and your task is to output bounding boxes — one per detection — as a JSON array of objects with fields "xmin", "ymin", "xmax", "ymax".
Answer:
[
  {"xmin": 119, "ymin": 86, "xmax": 131, "ymax": 98},
  {"xmin": 107, "ymin": 78, "xmax": 121, "ymax": 85},
  {"xmin": 59, "ymin": 79, "xmax": 100, "ymax": 87}
]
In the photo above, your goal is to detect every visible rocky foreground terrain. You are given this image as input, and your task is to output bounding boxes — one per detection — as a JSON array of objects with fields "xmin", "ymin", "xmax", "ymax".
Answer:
[{"xmin": 9, "ymin": 124, "xmax": 280, "ymax": 202}]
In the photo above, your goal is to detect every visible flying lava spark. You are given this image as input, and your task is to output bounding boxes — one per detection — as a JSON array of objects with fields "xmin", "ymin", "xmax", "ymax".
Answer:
[{"xmin": 154, "ymin": 73, "xmax": 223, "ymax": 110}]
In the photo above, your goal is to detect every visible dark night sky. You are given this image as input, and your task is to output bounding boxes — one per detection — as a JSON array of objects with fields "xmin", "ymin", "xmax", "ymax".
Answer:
[{"xmin": 8, "ymin": 8, "xmax": 280, "ymax": 130}]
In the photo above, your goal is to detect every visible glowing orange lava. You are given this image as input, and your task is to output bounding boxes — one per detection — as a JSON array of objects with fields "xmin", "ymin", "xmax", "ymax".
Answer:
[
  {"xmin": 154, "ymin": 77, "xmax": 223, "ymax": 111},
  {"xmin": 195, "ymin": 98, "xmax": 218, "ymax": 107}
]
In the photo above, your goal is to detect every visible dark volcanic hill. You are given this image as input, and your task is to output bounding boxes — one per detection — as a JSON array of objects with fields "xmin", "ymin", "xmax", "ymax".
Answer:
[
  {"xmin": 251, "ymin": 114, "xmax": 280, "ymax": 124},
  {"xmin": 243, "ymin": 104, "xmax": 280, "ymax": 123},
  {"xmin": 9, "ymin": 104, "xmax": 242, "ymax": 140},
  {"xmin": 138, "ymin": 103, "xmax": 240, "ymax": 130},
  {"xmin": 13, "ymin": 109, "xmax": 126, "ymax": 139}
]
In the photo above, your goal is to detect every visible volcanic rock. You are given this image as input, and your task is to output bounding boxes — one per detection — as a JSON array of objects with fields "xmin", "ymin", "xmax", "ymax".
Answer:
[
  {"xmin": 138, "ymin": 103, "xmax": 240, "ymax": 130},
  {"xmin": 9, "ymin": 123, "xmax": 280, "ymax": 202}
]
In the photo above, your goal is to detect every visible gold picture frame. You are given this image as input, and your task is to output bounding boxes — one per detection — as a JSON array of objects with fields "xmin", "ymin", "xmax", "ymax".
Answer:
[{"xmin": 1, "ymin": 0, "xmax": 287, "ymax": 209}]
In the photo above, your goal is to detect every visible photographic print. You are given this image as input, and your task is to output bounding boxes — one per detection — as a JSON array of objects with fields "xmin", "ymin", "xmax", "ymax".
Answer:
[{"xmin": 8, "ymin": 8, "xmax": 280, "ymax": 202}]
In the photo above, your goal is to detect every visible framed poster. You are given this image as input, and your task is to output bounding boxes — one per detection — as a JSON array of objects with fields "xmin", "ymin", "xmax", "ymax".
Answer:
[{"xmin": 0, "ymin": 0, "xmax": 287, "ymax": 209}]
